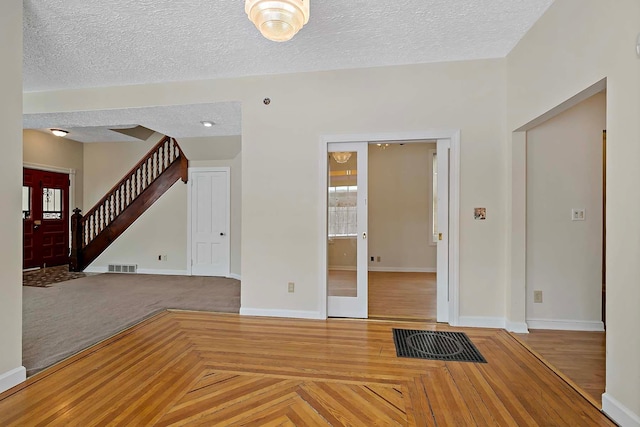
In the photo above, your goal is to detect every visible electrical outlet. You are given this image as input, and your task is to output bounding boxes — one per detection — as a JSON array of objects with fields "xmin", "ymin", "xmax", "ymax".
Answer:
[
  {"xmin": 288, "ymin": 282, "xmax": 295, "ymax": 293},
  {"xmin": 376, "ymin": 256, "xmax": 381, "ymax": 262},
  {"xmin": 158, "ymin": 255, "xmax": 162, "ymax": 261},
  {"xmin": 162, "ymin": 255, "xmax": 167, "ymax": 261},
  {"xmin": 370, "ymin": 256, "xmax": 374, "ymax": 262},
  {"xmin": 533, "ymin": 290, "xmax": 543, "ymax": 303}
]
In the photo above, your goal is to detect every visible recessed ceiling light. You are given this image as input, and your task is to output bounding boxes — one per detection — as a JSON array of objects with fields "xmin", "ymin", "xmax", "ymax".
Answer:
[
  {"xmin": 50, "ymin": 129, "xmax": 68, "ymax": 137},
  {"xmin": 201, "ymin": 121, "xmax": 215, "ymax": 127}
]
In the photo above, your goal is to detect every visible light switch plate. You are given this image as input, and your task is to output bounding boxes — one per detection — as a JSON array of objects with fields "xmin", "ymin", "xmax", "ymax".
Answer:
[{"xmin": 571, "ymin": 209, "xmax": 586, "ymax": 221}]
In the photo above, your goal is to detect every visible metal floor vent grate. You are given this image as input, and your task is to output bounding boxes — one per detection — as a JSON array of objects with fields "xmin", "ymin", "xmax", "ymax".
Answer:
[
  {"xmin": 107, "ymin": 264, "xmax": 137, "ymax": 274},
  {"xmin": 392, "ymin": 329, "xmax": 487, "ymax": 363}
]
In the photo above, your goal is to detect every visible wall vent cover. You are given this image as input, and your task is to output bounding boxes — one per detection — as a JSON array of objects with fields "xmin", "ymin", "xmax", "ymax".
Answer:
[{"xmin": 107, "ymin": 264, "xmax": 137, "ymax": 274}]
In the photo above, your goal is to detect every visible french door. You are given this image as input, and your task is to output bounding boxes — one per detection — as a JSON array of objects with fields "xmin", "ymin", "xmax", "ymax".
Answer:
[
  {"xmin": 23, "ymin": 168, "xmax": 70, "ymax": 269},
  {"xmin": 327, "ymin": 142, "xmax": 368, "ymax": 318}
]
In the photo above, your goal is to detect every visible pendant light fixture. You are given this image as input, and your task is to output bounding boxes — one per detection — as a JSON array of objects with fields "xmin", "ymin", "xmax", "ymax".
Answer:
[
  {"xmin": 245, "ymin": 0, "xmax": 310, "ymax": 42},
  {"xmin": 331, "ymin": 152, "xmax": 351, "ymax": 164}
]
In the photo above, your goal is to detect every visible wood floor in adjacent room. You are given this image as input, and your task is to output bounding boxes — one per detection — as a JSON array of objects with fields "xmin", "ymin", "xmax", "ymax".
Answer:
[
  {"xmin": 329, "ymin": 271, "xmax": 436, "ymax": 321},
  {"xmin": 0, "ymin": 311, "xmax": 613, "ymax": 426},
  {"xmin": 514, "ymin": 329, "xmax": 606, "ymax": 408}
]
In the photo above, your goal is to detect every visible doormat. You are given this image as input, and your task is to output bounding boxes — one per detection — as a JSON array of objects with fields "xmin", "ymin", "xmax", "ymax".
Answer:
[
  {"xmin": 392, "ymin": 329, "xmax": 487, "ymax": 363},
  {"xmin": 23, "ymin": 265, "xmax": 90, "ymax": 288}
]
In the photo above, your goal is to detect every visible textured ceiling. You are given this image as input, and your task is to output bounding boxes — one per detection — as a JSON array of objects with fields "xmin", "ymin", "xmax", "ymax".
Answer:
[
  {"xmin": 24, "ymin": 0, "xmax": 554, "ymax": 92},
  {"xmin": 23, "ymin": 103, "xmax": 241, "ymax": 143},
  {"xmin": 23, "ymin": 0, "xmax": 553, "ymax": 141}
]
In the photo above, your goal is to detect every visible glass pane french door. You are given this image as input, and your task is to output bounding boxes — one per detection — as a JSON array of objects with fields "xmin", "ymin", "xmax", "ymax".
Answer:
[{"xmin": 327, "ymin": 142, "xmax": 368, "ymax": 318}]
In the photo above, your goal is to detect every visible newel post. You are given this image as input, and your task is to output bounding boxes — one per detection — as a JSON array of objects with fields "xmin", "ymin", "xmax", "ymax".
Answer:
[{"xmin": 69, "ymin": 208, "xmax": 84, "ymax": 272}]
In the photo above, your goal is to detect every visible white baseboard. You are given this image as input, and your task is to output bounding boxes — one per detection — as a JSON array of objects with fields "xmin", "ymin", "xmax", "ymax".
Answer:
[
  {"xmin": 240, "ymin": 307, "xmax": 324, "ymax": 320},
  {"xmin": 526, "ymin": 318, "xmax": 605, "ymax": 332},
  {"xmin": 83, "ymin": 266, "xmax": 108, "ymax": 274},
  {"xmin": 137, "ymin": 269, "xmax": 189, "ymax": 276},
  {"xmin": 84, "ymin": 266, "xmax": 189, "ymax": 276},
  {"xmin": 458, "ymin": 316, "xmax": 506, "ymax": 329},
  {"xmin": 328, "ymin": 266, "xmax": 437, "ymax": 273},
  {"xmin": 0, "ymin": 366, "xmax": 26, "ymax": 394},
  {"xmin": 602, "ymin": 393, "xmax": 640, "ymax": 427},
  {"xmin": 506, "ymin": 321, "xmax": 529, "ymax": 333},
  {"xmin": 228, "ymin": 273, "xmax": 241, "ymax": 281},
  {"xmin": 367, "ymin": 267, "xmax": 437, "ymax": 273}
]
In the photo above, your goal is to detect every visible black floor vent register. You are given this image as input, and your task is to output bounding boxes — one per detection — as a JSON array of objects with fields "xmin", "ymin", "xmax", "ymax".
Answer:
[{"xmin": 392, "ymin": 329, "xmax": 487, "ymax": 363}]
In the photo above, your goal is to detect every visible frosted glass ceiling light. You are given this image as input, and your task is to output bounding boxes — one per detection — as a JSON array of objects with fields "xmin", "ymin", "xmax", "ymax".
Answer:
[
  {"xmin": 331, "ymin": 152, "xmax": 351, "ymax": 164},
  {"xmin": 50, "ymin": 129, "xmax": 68, "ymax": 137},
  {"xmin": 245, "ymin": 0, "xmax": 310, "ymax": 42}
]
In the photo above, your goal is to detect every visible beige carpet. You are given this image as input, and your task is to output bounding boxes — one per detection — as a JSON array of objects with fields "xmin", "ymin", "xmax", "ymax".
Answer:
[{"xmin": 23, "ymin": 273, "xmax": 240, "ymax": 376}]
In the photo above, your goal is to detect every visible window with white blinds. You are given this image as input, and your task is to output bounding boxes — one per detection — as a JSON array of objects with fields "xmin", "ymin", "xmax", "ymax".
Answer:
[{"xmin": 328, "ymin": 185, "xmax": 357, "ymax": 237}]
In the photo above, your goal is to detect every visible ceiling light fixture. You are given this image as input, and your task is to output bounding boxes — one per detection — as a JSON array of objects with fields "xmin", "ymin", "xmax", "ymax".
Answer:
[
  {"xmin": 376, "ymin": 143, "xmax": 390, "ymax": 150},
  {"xmin": 245, "ymin": 0, "xmax": 310, "ymax": 42},
  {"xmin": 331, "ymin": 152, "xmax": 351, "ymax": 164},
  {"xmin": 201, "ymin": 121, "xmax": 215, "ymax": 127},
  {"xmin": 50, "ymin": 129, "xmax": 68, "ymax": 137}
]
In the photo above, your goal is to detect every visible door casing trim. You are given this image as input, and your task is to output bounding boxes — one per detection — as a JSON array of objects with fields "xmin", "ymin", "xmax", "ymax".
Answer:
[{"xmin": 318, "ymin": 130, "xmax": 460, "ymax": 325}]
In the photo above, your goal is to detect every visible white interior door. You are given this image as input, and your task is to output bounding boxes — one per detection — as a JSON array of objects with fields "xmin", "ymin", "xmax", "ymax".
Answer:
[
  {"xmin": 190, "ymin": 168, "xmax": 230, "ymax": 277},
  {"xmin": 327, "ymin": 142, "xmax": 368, "ymax": 318},
  {"xmin": 436, "ymin": 139, "xmax": 450, "ymax": 322}
]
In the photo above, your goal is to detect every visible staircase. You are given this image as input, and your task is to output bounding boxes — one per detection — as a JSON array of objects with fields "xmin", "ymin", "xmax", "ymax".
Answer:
[{"xmin": 69, "ymin": 136, "xmax": 188, "ymax": 272}]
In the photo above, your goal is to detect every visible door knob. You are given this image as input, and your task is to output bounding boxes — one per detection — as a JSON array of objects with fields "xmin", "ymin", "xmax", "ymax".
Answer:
[{"xmin": 220, "ymin": 232, "xmax": 225, "ymax": 236}]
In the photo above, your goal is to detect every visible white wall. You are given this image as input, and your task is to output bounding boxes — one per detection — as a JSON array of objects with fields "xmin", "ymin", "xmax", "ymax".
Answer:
[
  {"xmin": 23, "ymin": 129, "xmax": 84, "ymax": 210},
  {"xmin": 83, "ymin": 134, "xmax": 160, "ymax": 208},
  {"xmin": 0, "ymin": 0, "xmax": 25, "ymax": 393},
  {"xmin": 24, "ymin": 59, "xmax": 508, "ymax": 322},
  {"xmin": 526, "ymin": 92, "xmax": 605, "ymax": 329},
  {"xmin": 368, "ymin": 142, "xmax": 437, "ymax": 272},
  {"xmin": 507, "ymin": 1, "xmax": 640, "ymax": 422},
  {"xmin": 85, "ymin": 135, "xmax": 242, "ymax": 277}
]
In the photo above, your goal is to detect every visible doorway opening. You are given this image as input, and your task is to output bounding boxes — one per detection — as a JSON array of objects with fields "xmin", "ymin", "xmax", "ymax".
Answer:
[
  {"xmin": 366, "ymin": 141, "xmax": 438, "ymax": 321},
  {"xmin": 511, "ymin": 79, "xmax": 607, "ymax": 407},
  {"xmin": 321, "ymin": 131, "xmax": 460, "ymax": 325}
]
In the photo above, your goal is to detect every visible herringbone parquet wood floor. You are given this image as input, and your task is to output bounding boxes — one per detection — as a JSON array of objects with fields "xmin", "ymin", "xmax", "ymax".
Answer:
[{"xmin": 0, "ymin": 311, "xmax": 614, "ymax": 426}]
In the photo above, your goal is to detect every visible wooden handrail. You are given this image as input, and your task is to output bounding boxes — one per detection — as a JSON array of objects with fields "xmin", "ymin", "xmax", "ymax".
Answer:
[
  {"xmin": 70, "ymin": 136, "xmax": 188, "ymax": 271},
  {"xmin": 83, "ymin": 135, "xmax": 177, "ymax": 221}
]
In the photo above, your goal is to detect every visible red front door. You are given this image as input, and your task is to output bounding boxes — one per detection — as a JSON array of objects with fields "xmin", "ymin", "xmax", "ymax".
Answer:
[{"xmin": 23, "ymin": 168, "xmax": 70, "ymax": 269}]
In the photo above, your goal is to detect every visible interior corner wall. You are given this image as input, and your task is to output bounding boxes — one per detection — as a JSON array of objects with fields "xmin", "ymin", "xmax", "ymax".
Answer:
[
  {"xmin": 0, "ymin": 0, "xmax": 24, "ymax": 391},
  {"xmin": 507, "ymin": 0, "xmax": 640, "ymax": 421},
  {"xmin": 526, "ymin": 92, "xmax": 605, "ymax": 328},
  {"xmin": 23, "ymin": 129, "xmax": 84, "ymax": 210},
  {"xmin": 368, "ymin": 142, "xmax": 437, "ymax": 272}
]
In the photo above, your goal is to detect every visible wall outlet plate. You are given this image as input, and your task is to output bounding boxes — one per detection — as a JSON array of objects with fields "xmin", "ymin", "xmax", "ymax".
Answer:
[
  {"xmin": 533, "ymin": 290, "xmax": 543, "ymax": 303},
  {"xmin": 288, "ymin": 282, "xmax": 295, "ymax": 293}
]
